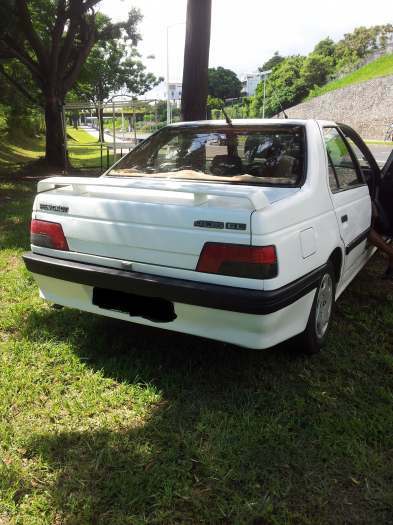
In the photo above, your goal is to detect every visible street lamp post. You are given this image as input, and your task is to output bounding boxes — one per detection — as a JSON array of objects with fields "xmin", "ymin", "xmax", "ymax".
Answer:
[
  {"xmin": 260, "ymin": 69, "xmax": 272, "ymax": 118},
  {"xmin": 166, "ymin": 23, "xmax": 185, "ymax": 125}
]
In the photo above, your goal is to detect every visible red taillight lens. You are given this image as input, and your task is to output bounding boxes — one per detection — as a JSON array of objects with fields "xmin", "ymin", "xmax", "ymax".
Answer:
[
  {"xmin": 196, "ymin": 243, "xmax": 277, "ymax": 279},
  {"xmin": 30, "ymin": 220, "xmax": 69, "ymax": 251}
]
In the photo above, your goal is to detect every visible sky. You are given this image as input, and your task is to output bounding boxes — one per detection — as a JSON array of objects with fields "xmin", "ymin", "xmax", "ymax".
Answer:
[{"xmin": 100, "ymin": 0, "xmax": 392, "ymax": 97}]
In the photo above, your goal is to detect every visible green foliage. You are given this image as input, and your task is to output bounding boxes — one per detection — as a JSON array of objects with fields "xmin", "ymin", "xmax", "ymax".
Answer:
[
  {"xmin": 313, "ymin": 37, "xmax": 337, "ymax": 60},
  {"xmin": 208, "ymin": 67, "xmax": 242, "ymax": 100},
  {"xmin": 207, "ymin": 95, "xmax": 223, "ymax": 110},
  {"xmin": 251, "ymin": 24, "xmax": 393, "ymax": 116},
  {"xmin": 301, "ymin": 52, "xmax": 335, "ymax": 89},
  {"xmin": 74, "ymin": 13, "xmax": 161, "ymax": 105},
  {"xmin": 335, "ymin": 25, "xmax": 393, "ymax": 71},
  {"xmin": 259, "ymin": 51, "xmax": 285, "ymax": 72},
  {"xmin": 308, "ymin": 53, "xmax": 393, "ymax": 99},
  {"xmin": 252, "ymin": 55, "xmax": 307, "ymax": 117}
]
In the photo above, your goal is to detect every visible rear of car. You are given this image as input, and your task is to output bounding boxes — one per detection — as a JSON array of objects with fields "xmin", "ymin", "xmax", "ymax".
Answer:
[{"xmin": 23, "ymin": 120, "xmax": 331, "ymax": 349}]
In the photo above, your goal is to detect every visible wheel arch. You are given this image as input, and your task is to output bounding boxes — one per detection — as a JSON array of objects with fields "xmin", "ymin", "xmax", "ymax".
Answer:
[{"xmin": 329, "ymin": 247, "xmax": 343, "ymax": 283}]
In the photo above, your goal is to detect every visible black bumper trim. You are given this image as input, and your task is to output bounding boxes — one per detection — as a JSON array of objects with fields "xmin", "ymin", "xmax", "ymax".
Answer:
[{"xmin": 22, "ymin": 252, "xmax": 324, "ymax": 315}]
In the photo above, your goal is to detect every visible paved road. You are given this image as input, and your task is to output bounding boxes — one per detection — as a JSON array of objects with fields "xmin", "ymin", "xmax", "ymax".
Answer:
[
  {"xmin": 80, "ymin": 125, "xmax": 151, "ymax": 144},
  {"xmin": 368, "ymin": 144, "xmax": 393, "ymax": 166}
]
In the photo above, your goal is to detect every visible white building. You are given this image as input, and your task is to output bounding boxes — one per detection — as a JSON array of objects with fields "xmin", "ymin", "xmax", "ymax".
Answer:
[
  {"xmin": 242, "ymin": 73, "xmax": 263, "ymax": 97},
  {"xmin": 167, "ymin": 82, "xmax": 182, "ymax": 101}
]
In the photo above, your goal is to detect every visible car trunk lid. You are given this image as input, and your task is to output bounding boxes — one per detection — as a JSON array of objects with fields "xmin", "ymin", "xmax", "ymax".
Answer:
[{"xmin": 34, "ymin": 176, "xmax": 272, "ymax": 271}]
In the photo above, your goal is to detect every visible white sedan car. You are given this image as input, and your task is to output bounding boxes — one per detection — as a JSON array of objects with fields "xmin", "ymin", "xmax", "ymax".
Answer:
[{"xmin": 23, "ymin": 119, "xmax": 388, "ymax": 353}]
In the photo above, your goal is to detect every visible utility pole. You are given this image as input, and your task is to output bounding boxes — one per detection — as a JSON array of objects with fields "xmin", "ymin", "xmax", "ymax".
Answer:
[
  {"xmin": 260, "ymin": 69, "xmax": 272, "ymax": 118},
  {"xmin": 181, "ymin": 0, "xmax": 212, "ymax": 121}
]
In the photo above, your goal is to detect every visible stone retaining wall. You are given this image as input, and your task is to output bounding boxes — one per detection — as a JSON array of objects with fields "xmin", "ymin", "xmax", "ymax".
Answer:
[{"xmin": 285, "ymin": 75, "xmax": 393, "ymax": 139}]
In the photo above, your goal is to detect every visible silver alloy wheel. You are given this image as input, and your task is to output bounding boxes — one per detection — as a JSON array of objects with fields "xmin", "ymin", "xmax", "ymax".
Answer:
[{"xmin": 315, "ymin": 273, "xmax": 333, "ymax": 339}]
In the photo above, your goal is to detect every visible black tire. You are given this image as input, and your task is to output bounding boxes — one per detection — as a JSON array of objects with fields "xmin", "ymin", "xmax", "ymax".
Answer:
[{"xmin": 298, "ymin": 262, "xmax": 336, "ymax": 355}]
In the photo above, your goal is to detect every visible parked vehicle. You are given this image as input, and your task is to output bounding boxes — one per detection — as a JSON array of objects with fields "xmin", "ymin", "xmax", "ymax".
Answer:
[{"xmin": 23, "ymin": 119, "xmax": 390, "ymax": 353}]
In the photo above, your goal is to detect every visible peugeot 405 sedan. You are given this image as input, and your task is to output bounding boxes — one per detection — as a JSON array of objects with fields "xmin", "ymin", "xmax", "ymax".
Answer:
[{"xmin": 23, "ymin": 119, "xmax": 392, "ymax": 353}]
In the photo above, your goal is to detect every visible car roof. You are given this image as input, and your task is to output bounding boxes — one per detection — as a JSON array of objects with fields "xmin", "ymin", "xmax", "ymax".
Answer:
[{"xmin": 168, "ymin": 118, "xmax": 337, "ymax": 128}]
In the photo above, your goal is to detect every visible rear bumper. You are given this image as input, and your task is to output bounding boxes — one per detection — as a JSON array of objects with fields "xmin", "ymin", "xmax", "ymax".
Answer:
[{"xmin": 23, "ymin": 252, "xmax": 324, "ymax": 315}]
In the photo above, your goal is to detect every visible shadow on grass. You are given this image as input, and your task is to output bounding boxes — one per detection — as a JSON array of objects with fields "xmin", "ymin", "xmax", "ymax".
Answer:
[
  {"xmin": 21, "ymin": 307, "xmax": 324, "ymax": 524},
  {"xmin": 0, "ymin": 182, "xmax": 35, "ymax": 251},
  {"xmin": 0, "ymin": 133, "xmax": 45, "ymax": 172},
  {"xmin": 9, "ymin": 244, "xmax": 393, "ymax": 522}
]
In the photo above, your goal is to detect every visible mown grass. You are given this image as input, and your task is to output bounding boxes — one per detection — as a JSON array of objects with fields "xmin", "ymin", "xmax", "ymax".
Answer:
[
  {"xmin": 0, "ymin": 128, "xmax": 115, "ymax": 174},
  {"xmin": 0, "ymin": 132, "xmax": 45, "ymax": 174},
  {"xmin": 308, "ymin": 53, "xmax": 393, "ymax": 100},
  {"xmin": 1, "ymin": 179, "xmax": 393, "ymax": 524},
  {"xmin": 66, "ymin": 127, "xmax": 115, "ymax": 170}
]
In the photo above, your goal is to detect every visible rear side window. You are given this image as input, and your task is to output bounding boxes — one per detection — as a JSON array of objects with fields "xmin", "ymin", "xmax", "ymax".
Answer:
[{"xmin": 323, "ymin": 127, "xmax": 364, "ymax": 192}]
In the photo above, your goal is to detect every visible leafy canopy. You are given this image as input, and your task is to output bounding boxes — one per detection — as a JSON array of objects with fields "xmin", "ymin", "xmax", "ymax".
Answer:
[{"xmin": 208, "ymin": 67, "xmax": 243, "ymax": 101}]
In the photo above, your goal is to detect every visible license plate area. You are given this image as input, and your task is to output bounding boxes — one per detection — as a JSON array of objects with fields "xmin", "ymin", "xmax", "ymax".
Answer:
[{"xmin": 92, "ymin": 287, "xmax": 177, "ymax": 323}]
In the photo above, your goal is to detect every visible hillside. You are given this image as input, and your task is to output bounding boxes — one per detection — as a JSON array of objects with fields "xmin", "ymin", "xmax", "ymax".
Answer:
[
  {"xmin": 308, "ymin": 53, "xmax": 393, "ymax": 99},
  {"xmin": 286, "ymin": 73, "xmax": 393, "ymax": 140},
  {"xmin": 0, "ymin": 131, "xmax": 45, "ymax": 174}
]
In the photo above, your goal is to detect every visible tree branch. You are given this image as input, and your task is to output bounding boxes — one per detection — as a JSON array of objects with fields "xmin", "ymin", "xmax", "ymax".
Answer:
[
  {"xmin": 15, "ymin": 0, "xmax": 49, "ymax": 69},
  {"xmin": 49, "ymin": 0, "xmax": 67, "ymax": 88},
  {"xmin": 83, "ymin": 0, "xmax": 102, "ymax": 12},
  {"xmin": 0, "ymin": 64, "xmax": 43, "ymax": 107},
  {"xmin": 62, "ymin": 18, "xmax": 96, "ymax": 95},
  {"xmin": 1, "ymin": 36, "xmax": 43, "ymax": 85},
  {"xmin": 58, "ymin": 3, "xmax": 81, "ymax": 74}
]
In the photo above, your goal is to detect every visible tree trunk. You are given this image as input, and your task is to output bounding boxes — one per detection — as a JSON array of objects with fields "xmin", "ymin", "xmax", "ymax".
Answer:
[
  {"xmin": 44, "ymin": 96, "xmax": 67, "ymax": 169},
  {"xmin": 100, "ymin": 106, "xmax": 105, "ymax": 143},
  {"xmin": 95, "ymin": 105, "xmax": 105, "ymax": 143},
  {"xmin": 181, "ymin": 0, "xmax": 212, "ymax": 121}
]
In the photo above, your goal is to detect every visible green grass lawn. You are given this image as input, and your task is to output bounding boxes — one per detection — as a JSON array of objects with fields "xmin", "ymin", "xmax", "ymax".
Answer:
[
  {"xmin": 66, "ymin": 127, "xmax": 115, "ymax": 170},
  {"xmin": 0, "ymin": 128, "xmax": 115, "ymax": 174},
  {"xmin": 308, "ymin": 53, "xmax": 393, "ymax": 100},
  {"xmin": 0, "ymin": 132, "xmax": 45, "ymax": 175},
  {"xmin": 0, "ymin": 178, "xmax": 393, "ymax": 524}
]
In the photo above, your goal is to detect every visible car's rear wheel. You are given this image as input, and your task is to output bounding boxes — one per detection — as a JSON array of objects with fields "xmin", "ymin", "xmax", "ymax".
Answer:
[{"xmin": 298, "ymin": 262, "xmax": 336, "ymax": 354}]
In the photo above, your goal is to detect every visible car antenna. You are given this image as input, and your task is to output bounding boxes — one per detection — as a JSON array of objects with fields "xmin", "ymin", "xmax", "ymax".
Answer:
[{"xmin": 221, "ymin": 105, "xmax": 233, "ymax": 127}]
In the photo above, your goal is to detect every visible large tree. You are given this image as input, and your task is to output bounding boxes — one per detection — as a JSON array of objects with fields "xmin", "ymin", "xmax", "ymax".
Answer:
[
  {"xmin": 208, "ymin": 67, "xmax": 242, "ymax": 101},
  {"xmin": 252, "ymin": 55, "xmax": 307, "ymax": 117},
  {"xmin": 259, "ymin": 51, "xmax": 284, "ymax": 73},
  {"xmin": 181, "ymin": 0, "xmax": 212, "ymax": 121},
  {"xmin": 0, "ymin": 1, "xmax": 141, "ymax": 168}
]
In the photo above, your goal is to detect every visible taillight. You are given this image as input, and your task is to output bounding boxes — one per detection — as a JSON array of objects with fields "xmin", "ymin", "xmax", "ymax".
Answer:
[
  {"xmin": 196, "ymin": 243, "xmax": 277, "ymax": 279},
  {"xmin": 30, "ymin": 220, "xmax": 69, "ymax": 251}
]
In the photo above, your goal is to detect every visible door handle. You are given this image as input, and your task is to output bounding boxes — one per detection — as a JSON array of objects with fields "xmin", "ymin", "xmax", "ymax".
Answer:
[{"xmin": 341, "ymin": 214, "xmax": 348, "ymax": 223}]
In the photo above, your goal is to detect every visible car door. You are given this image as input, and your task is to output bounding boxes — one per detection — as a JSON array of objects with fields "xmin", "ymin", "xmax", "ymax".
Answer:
[
  {"xmin": 338, "ymin": 123, "xmax": 381, "ymax": 200},
  {"xmin": 322, "ymin": 126, "xmax": 372, "ymax": 275}
]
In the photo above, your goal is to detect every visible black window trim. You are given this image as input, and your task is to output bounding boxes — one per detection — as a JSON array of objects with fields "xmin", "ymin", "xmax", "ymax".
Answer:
[{"xmin": 323, "ymin": 126, "xmax": 367, "ymax": 194}]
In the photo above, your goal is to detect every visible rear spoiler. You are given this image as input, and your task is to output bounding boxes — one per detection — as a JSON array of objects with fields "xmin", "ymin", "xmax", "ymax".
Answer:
[{"xmin": 37, "ymin": 177, "xmax": 271, "ymax": 211}]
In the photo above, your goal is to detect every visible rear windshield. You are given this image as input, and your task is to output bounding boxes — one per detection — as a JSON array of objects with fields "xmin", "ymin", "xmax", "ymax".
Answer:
[{"xmin": 107, "ymin": 125, "xmax": 306, "ymax": 187}]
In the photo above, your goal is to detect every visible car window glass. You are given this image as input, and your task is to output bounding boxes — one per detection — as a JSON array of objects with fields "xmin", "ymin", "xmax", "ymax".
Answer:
[
  {"xmin": 323, "ymin": 127, "xmax": 363, "ymax": 191},
  {"xmin": 108, "ymin": 126, "xmax": 306, "ymax": 187},
  {"xmin": 342, "ymin": 135, "xmax": 371, "ymax": 170}
]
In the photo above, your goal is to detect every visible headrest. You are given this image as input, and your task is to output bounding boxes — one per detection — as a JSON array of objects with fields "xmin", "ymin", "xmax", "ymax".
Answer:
[{"xmin": 210, "ymin": 155, "xmax": 242, "ymax": 177}]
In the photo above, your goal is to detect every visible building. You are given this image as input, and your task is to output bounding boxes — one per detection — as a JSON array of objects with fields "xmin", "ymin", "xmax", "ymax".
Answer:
[
  {"xmin": 242, "ymin": 73, "xmax": 263, "ymax": 97},
  {"xmin": 167, "ymin": 82, "xmax": 182, "ymax": 101}
]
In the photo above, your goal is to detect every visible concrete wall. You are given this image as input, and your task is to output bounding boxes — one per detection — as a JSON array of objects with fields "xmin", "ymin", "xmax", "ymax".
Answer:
[{"xmin": 285, "ymin": 75, "xmax": 393, "ymax": 139}]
